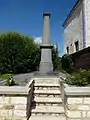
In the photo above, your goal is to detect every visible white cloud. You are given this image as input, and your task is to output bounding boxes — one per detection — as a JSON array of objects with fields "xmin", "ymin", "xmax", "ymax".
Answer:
[{"xmin": 34, "ymin": 36, "xmax": 42, "ymax": 44}]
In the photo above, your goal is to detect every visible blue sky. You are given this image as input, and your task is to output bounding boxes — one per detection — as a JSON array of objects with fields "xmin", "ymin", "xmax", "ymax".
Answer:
[{"xmin": 0, "ymin": 0, "xmax": 77, "ymax": 56}]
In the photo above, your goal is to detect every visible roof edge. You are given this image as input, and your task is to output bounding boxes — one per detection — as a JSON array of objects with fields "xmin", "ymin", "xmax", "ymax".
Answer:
[{"xmin": 62, "ymin": 0, "xmax": 82, "ymax": 27}]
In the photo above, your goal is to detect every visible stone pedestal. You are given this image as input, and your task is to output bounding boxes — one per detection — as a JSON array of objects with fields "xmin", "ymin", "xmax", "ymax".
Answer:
[{"xmin": 39, "ymin": 44, "xmax": 53, "ymax": 74}]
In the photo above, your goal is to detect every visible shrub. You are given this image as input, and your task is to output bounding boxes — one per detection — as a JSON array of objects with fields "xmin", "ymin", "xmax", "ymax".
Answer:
[
  {"xmin": 65, "ymin": 69, "xmax": 90, "ymax": 86},
  {"xmin": 0, "ymin": 73, "xmax": 13, "ymax": 79},
  {"xmin": 79, "ymin": 69, "xmax": 90, "ymax": 84},
  {"xmin": 0, "ymin": 32, "xmax": 59, "ymax": 74},
  {"xmin": 52, "ymin": 45, "xmax": 62, "ymax": 71},
  {"xmin": 61, "ymin": 54, "xmax": 73, "ymax": 73},
  {"xmin": 0, "ymin": 32, "xmax": 40, "ymax": 74},
  {"xmin": 5, "ymin": 76, "xmax": 15, "ymax": 86}
]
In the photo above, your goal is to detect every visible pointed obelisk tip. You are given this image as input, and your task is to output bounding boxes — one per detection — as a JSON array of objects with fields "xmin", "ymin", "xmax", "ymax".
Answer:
[{"xmin": 43, "ymin": 12, "xmax": 51, "ymax": 17}]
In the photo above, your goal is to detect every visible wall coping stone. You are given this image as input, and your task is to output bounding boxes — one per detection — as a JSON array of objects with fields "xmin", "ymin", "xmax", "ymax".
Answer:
[
  {"xmin": 0, "ymin": 79, "xmax": 34, "ymax": 96},
  {"xmin": 60, "ymin": 76, "xmax": 90, "ymax": 97},
  {"xmin": 64, "ymin": 85, "xmax": 90, "ymax": 96},
  {"xmin": 26, "ymin": 79, "xmax": 34, "ymax": 87},
  {"xmin": 0, "ymin": 86, "xmax": 30, "ymax": 96}
]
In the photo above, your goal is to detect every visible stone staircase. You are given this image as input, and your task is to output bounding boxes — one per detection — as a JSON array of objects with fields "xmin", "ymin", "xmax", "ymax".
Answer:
[{"xmin": 29, "ymin": 78, "xmax": 66, "ymax": 120}]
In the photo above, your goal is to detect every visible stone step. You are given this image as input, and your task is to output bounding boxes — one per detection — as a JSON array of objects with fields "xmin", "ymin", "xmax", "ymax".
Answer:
[
  {"xmin": 32, "ymin": 96, "xmax": 62, "ymax": 106},
  {"xmin": 34, "ymin": 94, "xmax": 61, "ymax": 98},
  {"xmin": 32, "ymin": 96, "xmax": 62, "ymax": 104},
  {"xmin": 35, "ymin": 86, "xmax": 59, "ymax": 90},
  {"xmin": 34, "ymin": 78, "xmax": 59, "ymax": 84},
  {"xmin": 29, "ymin": 115, "xmax": 66, "ymax": 120},
  {"xmin": 31, "ymin": 105, "xmax": 65, "ymax": 115},
  {"xmin": 34, "ymin": 89, "xmax": 61, "ymax": 95},
  {"xmin": 35, "ymin": 83, "xmax": 60, "ymax": 87}
]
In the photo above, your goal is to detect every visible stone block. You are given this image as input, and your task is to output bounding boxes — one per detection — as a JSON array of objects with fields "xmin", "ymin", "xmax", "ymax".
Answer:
[
  {"xmin": 84, "ymin": 98, "xmax": 90, "ymax": 104},
  {"xmin": 0, "ymin": 97, "xmax": 3, "ymax": 103},
  {"xmin": 3, "ymin": 104, "xmax": 14, "ymax": 110},
  {"xmin": 0, "ymin": 110, "xmax": 7, "ymax": 117},
  {"xmin": 82, "ymin": 111, "xmax": 87, "ymax": 118},
  {"xmin": 0, "ymin": 110, "xmax": 14, "ymax": 117},
  {"xmin": 77, "ymin": 105, "xmax": 89, "ymax": 111},
  {"xmin": 87, "ymin": 111, "xmax": 90, "ymax": 117},
  {"xmin": 68, "ymin": 105, "xmax": 77, "ymax": 111},
  {"xmin": 8, "ymin": 110, "xmax": 14, "ymax": 117},
  {"xmin": 67, "ymin": 98, "xmax": 83, "ymax": 104},
  {"xmin": 67, "ymin": 118, "xmax": 82, "ymax": 120},
  {"xmin": 14, "ymin": 104, "xmax": 26, "ymax": 110},
  {"xmin": 66, "ymin": 110, "xmax": 81, "ymax": 118},
  {"xmin": 0, "ymin": 104, "xmax": 3, "ymax": 109},
  {"xmin": 14, "ymin": 110, "xmax": 26, "ymax": 117},
  {"xmin": 11, "ymin": 97, "xmax": 27, "ymax": 105}
]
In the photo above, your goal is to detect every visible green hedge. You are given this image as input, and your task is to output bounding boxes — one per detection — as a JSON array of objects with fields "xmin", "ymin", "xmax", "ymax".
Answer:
[
  {"xmin": 0, "ymin": 32, "xmax": 61, "ymax": 74},
  {"xmin": 0, "ymin": 32, "xmax": 40, "ymax": 74}
]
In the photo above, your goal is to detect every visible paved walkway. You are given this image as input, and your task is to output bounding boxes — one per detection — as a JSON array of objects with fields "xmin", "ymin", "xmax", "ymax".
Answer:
[{"xmin": 0, "ymin": 72, "xmax": 66, "ymax": 86}]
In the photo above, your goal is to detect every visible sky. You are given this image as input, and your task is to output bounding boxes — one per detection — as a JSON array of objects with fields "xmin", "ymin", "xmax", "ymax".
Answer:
[{"xmin": 0, "ymin": 0, "xmax": 77, "ymax": 56}]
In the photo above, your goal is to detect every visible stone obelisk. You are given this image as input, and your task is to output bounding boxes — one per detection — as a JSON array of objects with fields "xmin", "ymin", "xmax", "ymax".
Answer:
[{"xmin": 39, "ymin": 13, "xmax": 53, "ymax": 75}]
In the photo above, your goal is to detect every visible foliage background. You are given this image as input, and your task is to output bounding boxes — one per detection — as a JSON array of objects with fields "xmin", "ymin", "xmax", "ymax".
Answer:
[{"xmin": 0, "ymin": 32, "xmax": 61, "ymax": 74}]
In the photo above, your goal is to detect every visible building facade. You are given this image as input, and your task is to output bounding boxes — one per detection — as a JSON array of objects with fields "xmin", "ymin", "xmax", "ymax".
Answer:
[{"xmin": 63, "ymin": 0, "xmax": 90, "ymax": 54}]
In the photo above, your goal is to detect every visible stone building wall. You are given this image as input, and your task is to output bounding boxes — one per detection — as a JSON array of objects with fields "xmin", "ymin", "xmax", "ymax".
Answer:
[
  {"xmin": 63, "ymin": 0, "xmax": 83, "ymax": 54},
  {"xmin": 83, "ymin": 0, "xmax": 90, "ymax": 47}
]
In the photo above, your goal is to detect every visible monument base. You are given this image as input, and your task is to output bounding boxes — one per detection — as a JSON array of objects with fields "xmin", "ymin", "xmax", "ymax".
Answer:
[
  {"xmin": 34, "ymin": 71, "xmax": 59, "ymax": 76},
  {"xmin": 39, "ymin": 62, "xmax": 53, "ymax": 73},
  {"xmin": 34, "ymin": 64, "xmax": 59, "ymax": 76}
]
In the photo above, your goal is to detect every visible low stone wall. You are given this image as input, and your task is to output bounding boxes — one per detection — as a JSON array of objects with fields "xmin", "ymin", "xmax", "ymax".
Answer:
[
  {"xmin": 65, "ymin": 87, "xmax": 90, "ymax": 120},
  {"xmin": 66, "ymin": 97, "xmax": 90, "ymax": 119},
  {"xmin": 60, "ymin": 79, "xmax": 90, "ymax": 120},
  {"xmin": 0, "ymin": 79, "xmax": 34, "ymax": 120},
  {"xmin": 0, "ymin": 95, "xmax": 27, "ymax": 119}
]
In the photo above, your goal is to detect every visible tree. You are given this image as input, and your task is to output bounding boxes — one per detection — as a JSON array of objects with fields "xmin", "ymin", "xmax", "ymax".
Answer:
[
  {"xmin": 52, "ymin": 44, "xmax": 62, "ymax": 71},
  {"xmin": 61, "ymin": 54, "xmax": 73, "ymax": 73},
  {"xmin": 0, "ymin": 32, "xmax": 61, "ymax": 74},
  {"xmin": 0, "ymin": 32, "xmax": 40, "ymax": 74}
]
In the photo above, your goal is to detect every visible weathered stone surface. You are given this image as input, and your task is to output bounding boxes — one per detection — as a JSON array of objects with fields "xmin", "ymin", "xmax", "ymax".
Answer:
[
  {"xmin": 77, "ymin": 105, "xmax": 89, "ymax": 111},
  {"xmin": 66, "ymin": 110, "xmax": 81, "ymax": 118},
  {"xmin": 64, "ymin": 86, "xmax": 90, "ymax": 119},
  {"xmin": 31, "ymin": 106, "xmax": 64, "ymax": 114},
  {"xmin": 67, "ymin": 105, "xmax": 77, "ymax": 111},
  {"xmin": 29, "ymin": 116, "xmax": 66, "ymax": 120},
  {"xmin": 11, "ymin": 97, "xmax": 27, "ymax": 104},
  {"xmin": 14, "ymin": 110, "xmax": 26, "ymax": 117},
  {"xmin": 3, "ymin": 104, "xmax": 14, "ymax": 109},
  {"xmin": 14, "ymin": 104, "xmax": 26, "ymax": 110},
  {"xmin": 82, "ymin": 111, "xmax": 86, "ymax": 118},
  {"xmin": 0, "ymin": 86, "xmax": 29, "ymax": 95},
  {"xmin": 87, "ymin": 111, "xmax": 90, "ymax": 117},
  {"xmin": 84, "ymin": 98, "xmax": 90, "ymax": 104},
  {"xmin": 67, "ymin": 98, "xmax": 83, "ymax": 104},
  {"xmin": 67, "ymin": 118, "xmax": 81, "ymax": 120}
]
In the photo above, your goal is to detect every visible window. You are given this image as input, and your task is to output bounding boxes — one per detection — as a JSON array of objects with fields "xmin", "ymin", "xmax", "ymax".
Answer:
[
  {"xmin": 66, "ymin": 46, "xmax": 69, "ymax": 54},
  {"xmin": 75, "ymin": 41, "xmax": 79, "ymax": 52}
]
